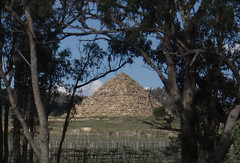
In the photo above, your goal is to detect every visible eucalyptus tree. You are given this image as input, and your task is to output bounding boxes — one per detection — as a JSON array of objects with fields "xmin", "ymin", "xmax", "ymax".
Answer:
[
  {"xmin": 0, "ymin": 0, "xmax": 131, "ymax": 162},
  {"xmin": 0, "ymin": 2, "xmax": 4, "ymax": 162},
  {"xmin": 63, "ymin": 0, "xmax": 240, "ymax": 162},
  {"xmin": 1, "ymin": 0, "xmax": 238, "ymax": 162},
  {"xmin": 50, "ymin": 1, "xmax": 132, "ymax": 161},
  {"xmin": 0, "ymin": 0, "xmax": 62, "ymax": 162},
  {"xmin": 1, "ymin": 0, "xmax": 77, "ymax": 162}
]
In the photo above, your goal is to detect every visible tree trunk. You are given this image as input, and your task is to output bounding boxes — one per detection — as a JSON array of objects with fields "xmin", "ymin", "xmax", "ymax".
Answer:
[
  {"xmin": 57, "ymin": 84, "xmax": 78, "ymax": 163},
  {"xmin": 28, "ymin": 99, "xmax": 34, "ymax": 163},
  {"xmin": 22, "ymin": 93, "xmax": 33, "ymax": 163},
  {"xmin": 23, "ymin": 2, "xmax": 50, "ymax": 162},
  {"xmin": 22, "ymin": 136, "xmax": 28, "ymax": 163},
  {"xmin": 0, "ymin": 87, "xmax": 3, "ymax": 163},
  {"xmin": 12, "ymin": 115, "xmax": 21, "ymax": 163},
  {"xmin": 181, "ymin": 108, "xmax": 198, "ymax": 163},
  {"xmin": 28, "ymin": 35, "xmax": 50, "ymax": 163},
  {"xmin": 196, "ymin": 111, "xmax": 217, "ymax": 163},
  {"xmin": 198, "ymin": 148, "xmax": 207, "ymax": 163},
  {"xmin": 212, "ymin": 104, "xmax": 240, "ymax": 163},
  {"xmin": 12, "ymin": 38, "xmax": 22, "ymax": 163},
  {"xmin": 3, "ymin": 102, "xmax": 9, "ymax": 163},
  {"xmin": 0, "ymin": 70, "xmax": 41, "ymax": 158},
  {"xmin": 0, "ymin": 12, "xmax": 3, "ymax": 160},
  {"xmin": 3, "ymin": 2, "xmax": 43, "ymax": 161},
  {"xmin": 181, "ymin": 66, "xmax": 198, "ymax": 163}
]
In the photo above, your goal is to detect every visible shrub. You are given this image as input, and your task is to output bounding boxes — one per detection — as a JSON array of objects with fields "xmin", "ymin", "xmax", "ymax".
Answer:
[{"xmin": 153, "ymin": 106, "xmax": 167, "ymax": 119}]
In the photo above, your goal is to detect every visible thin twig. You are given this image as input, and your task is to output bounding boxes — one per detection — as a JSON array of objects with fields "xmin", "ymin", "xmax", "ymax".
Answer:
[{"xmin": 15, "ymin": 48, "xmax": 31, "ymax": 66}]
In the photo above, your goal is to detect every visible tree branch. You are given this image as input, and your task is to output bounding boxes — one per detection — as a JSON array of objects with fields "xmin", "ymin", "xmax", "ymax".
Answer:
[
  {"xmin": 140, "ymin": 119, "xmax": 181, "ymax": 132},
  {"xmin": 5, "ymin": 0, "xmax": 26, "ymax": 27},
  {"xmin": 213, "ymin": 104, "xmax": 240, "ymax": 163},
  {"xmin": 15, "ymin": 48, "xmax": 31, "ymax": 67},
  {"xmin": 76, "ymin": 60, "xmax": 128, "ymax": 89},
  {"xmin": 214, "ymin": 52, "xmax": 240, "ymax": 94}
]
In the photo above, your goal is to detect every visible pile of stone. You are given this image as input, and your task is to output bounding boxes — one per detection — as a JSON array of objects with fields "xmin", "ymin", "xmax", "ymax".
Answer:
[{"xmin": 75, "ymin": 72, "xmax": 162, "ymax": 117}]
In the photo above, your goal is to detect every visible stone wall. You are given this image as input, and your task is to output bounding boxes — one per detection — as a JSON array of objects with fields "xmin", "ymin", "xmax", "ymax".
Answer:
[{"xmin": 75, "ymin": 73, "xmax": 162, "ymax": 117}]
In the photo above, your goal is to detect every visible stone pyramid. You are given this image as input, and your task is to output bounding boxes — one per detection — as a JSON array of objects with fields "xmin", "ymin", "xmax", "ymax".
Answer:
[{"xmin": 75, "ymin": 72, "xmax": 162, "ymax": 117}]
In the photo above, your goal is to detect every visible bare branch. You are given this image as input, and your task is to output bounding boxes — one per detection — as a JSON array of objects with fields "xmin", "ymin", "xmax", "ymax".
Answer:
[
  {"xmin": 21, "ymin": 0, "xmax": 50, "ymax": 161},
  {"xmin": 190, "ymin": 53, "xmax": 200, "ymax": 66},
  {"xmin": 76, "ymin": 60, "xmax": 128, "ymax": 89},
  {"xmin": 140, "ymin": 119, "xmax": 181, "ymax": 132},
  {"xmin": 5, "ymin": 1, "xmax": 26, "ymax": 27},
  {"xmin": 214, "ymin": 52, "xmax": 240, "ymax": 94},
  {"xmin": 15, "ymin": 49, "xmax": 31, "ymax": 67},
  {"xmin": 130, "ymin": 42, "xmax": 168, "ymax": 83}
]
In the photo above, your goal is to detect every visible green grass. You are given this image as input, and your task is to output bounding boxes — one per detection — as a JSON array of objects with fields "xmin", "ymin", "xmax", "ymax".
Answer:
[
  {"xmin": 48, "ymin": 116, "xmax": 179, "ymax": 138},
  {"xmin": 47, "ymin": 116, "xmax": 180, "ymax": 153},
  {"xmin": 47, "ymin": 116, "xmax": 181, "ymax": 163},
  {"xmin": 6, "ymin": 116, "xmax": 181, "ymax": 162}
]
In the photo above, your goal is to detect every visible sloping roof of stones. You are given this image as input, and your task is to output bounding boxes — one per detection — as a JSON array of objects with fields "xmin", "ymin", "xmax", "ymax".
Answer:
[{"xmin": 75, "ymin": 72, "xmax": 162, "ymax": 117}]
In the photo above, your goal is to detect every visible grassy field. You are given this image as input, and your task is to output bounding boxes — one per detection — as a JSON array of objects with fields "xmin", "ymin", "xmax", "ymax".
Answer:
[
  {"xmin": 49, "ymin": 116, "xmax": 179, "ymax": 139},
  {"xmin": 47, "ymin": 116, "xmax": 181, "ymax": 162},
  {"xmin": 6, "ymin": 116, "xmax": 236, "ymax": 162},
  {"xmin": 4, "ymin": 116, "xmax": 182, "ymax": 162},
  {"xmin": 48, "ymin": 116, "xmax": 180, "ymax": 153}
]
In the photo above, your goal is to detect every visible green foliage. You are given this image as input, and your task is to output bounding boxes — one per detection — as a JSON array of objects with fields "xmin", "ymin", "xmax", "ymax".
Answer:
[
  {"xmin": 49, "ymin": 110, "xmax": 63, "ymax": 117},
  {"xmin": 193, "ymin": 51, "xmax": 238, "ymax": 158},
  {"xmin": 164, "ymin": 133, "xmax": 181, "ymax": 160},
  {"xmin": 153, "ymin": 106, "xmax": 167, "ymax": 119},
  {"xmin": 232, "ymin": 120, "xmax": 240, "ymax": 161},
  {"xmin": 1, "ymin": 0, "xmax": 239, "ymax": 162},
  {"xmin": 153, "ymin": 106, "xmax": 174, "ymax": 128}
]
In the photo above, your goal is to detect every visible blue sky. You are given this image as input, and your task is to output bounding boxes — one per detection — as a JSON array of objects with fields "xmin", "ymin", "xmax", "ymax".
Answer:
[
  {"xmin": 57, "ymin": 2, "xmax": 203, "ymax": 95},
  {"xmin": 100, "ymin": 57, "xmax": 163, "ymax": 89},
  {"xmin": 59, "ymin": 37, "xmax": 163, "ymax": 95}
]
